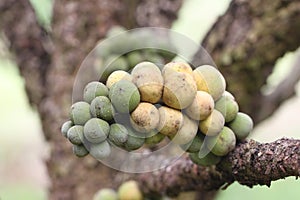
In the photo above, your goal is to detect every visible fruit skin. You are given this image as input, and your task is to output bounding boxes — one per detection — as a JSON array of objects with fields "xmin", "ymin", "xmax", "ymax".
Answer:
[
  {"xmin": 199, "ymin": 109, "xmax": 225, "ymax": 136},
  {"xmin": 130, "ymin": 102, "xmax": 160, "ymax": 133},
  {"xmin": 192, "ymin": 65, "xmax": 226, "ymax": 101},
  {"xmin": 185, "ymin": 91, "xmax": 214, "ymax": 121},
  {"xmin": 109, "ymin": 80, "xmax": 140, "ymax": 113},
  {"xmin": 67, "ymin": 125, "xmax": 84, "ymax": 145},
  {"xmin": 145, "ymin": 132, "xmax": 165, "ymax": 145},
  {"xmin": 228, "ymin": 112, "xmax": 253, "ymax": 140},
  {"xmin": 72, "ymin": 144, "xmax": 89, "ymax": 157},
  {"xmin": 70, "ymin": 101, "xmax": 92, "ymax": 125},
  {"xmin": 131, "ymin": 62, "xmax": 163, "ymax": 103},
  {"xmin": 108, "ymin": 123, "xmax": 128, "ymax": 147},
  {"xmin": 89, "ymin": 140, "xmax": 111, "ymax": 159},
  {"xmin": 127, "ymin": 51, "xmax": 144, "ymax": 69},
  {"xmin": 189, "ymin": 151, "xmax": 221, "ymax": 166},
  {"xmin": 215, "ymin": 92, "xmax": 239, "ymax": 122},
  {"xmin": 90, "ymin": 96, "xmax": 115, "ymax": 122},
  {"xmin": 162, "ymin": 69, "xmax": 197, "ymax": 109},
  {"xmin": 84, "ymin": 118, "xmax": 110, "ymax": 143},
  {"xmin": 157, "ymin": 106, "xmax": 184, "ymax": 136},
  {"xmin": 118, "ymin": 180, "xmax": 143, "ymax": 200},
  {"xmin": 163, "ymin": 62, "xmax": 193, "ymax": 75},
  {"xmin": 169, "ymin": 115, "xmax": 198, "ymax": 145},
  {"xmin": 181, "ymin": 134, "xmax": 204, "ymax": 153},
  {"xmin": 106, "ymin": 70, "xmax": 132, "ymax": 89},
  {"xmin": 101, "ymin": 56, "xmax": 130, "ymax": 81},
  {"xmin": 83, "ymin": 81, "xmax": 109, "ymax": 103},
  {"xmin": 93, "ymin": 188, "xmax": 118, "ymax": 200},
  {"xmin": 61, "ymin": 120, "xmax": 73, "ymax": 138},
  {"xmin": 207, "ymin": 126, "xmax": 236, "ymax": 156},
  {"xmin": 124, "ymin": 128, "xmax": 145, "ymax": 151}
]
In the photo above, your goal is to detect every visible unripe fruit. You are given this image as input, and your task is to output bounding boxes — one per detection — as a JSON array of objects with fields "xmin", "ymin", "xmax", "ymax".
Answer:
[
  {"xmin": 70, "ymin": 101, "xmax": 92, "ymax": 125},
  {"xmin": 145, "ymin": 132, "xmax": 165, "ymax": 145},
  {"xmin": 185, "ymin": 91, "xmax": 214, "ymax": 121},
  {"xmin": 130, "ymin": 102, "xmax": 159, "ymax": 133},
  {"xmin": 84, "ymin": 118, "xmax": 110, "ymax": 143},
  {"xmin": 124, "ymin": 134, "xmax": 145, "ymax": 151},
  {"xmin": 101, "ymin": 56, "xmax": 130, "ymax": 81},
  {"xmin": 163, "ymin": 62, "xmax": 193, "ymax": 75},
  {"xmin": 118, "ymin": 180, "xmax": 143, "ymax": 200},
  {"xmin": 192, "ymin": 65, "xmax": 226, "ymax": 101},
  {"xmin": 89, "ymin": 140, "xmax": 111, "ymax": 159},
  {"xmin": 108, "ymin": 123, "xmax": 128, "ymax": 147},
  {"xmin": 67, "ymin": 125, "xmax": 84, "ymax": 145},
  {"xmin": 162, "ymin": 70, "xmax": 197, "ymax": 109},
  {"xmin": 131, "ymin": 62, "xmax": 163, "ymax": 103},
  {"xmin": 127, "ymin": 51, "xmax": 144, "ymax": 68},
  {"xmin": 106, "ymin": 70, "xmax": 132, "ymax": 89},
  {"xmin": 72, "ymin": 144, "xmax": 89, "ymax": 157},
  {"xmin": 189, "ymin": 151, "xmax": 221, "ymax": 166},
  {"xmin": 83, "ymin": 81, "xmax": 109, "ymax": 103},
  {"xmin": 90, "ymin": 96, "xmax": 114, "ymax": 121},
  {"xmin": 215, "ymin": 92, "xmax": 239, "ymax": 122},
  {"xmin": 181, "ymin": 134, "xmax": 204, "ymax": 153},
  {"xmin": 157, "ymin": 106, "xmax": 183, "ymax": 136},
  {"xmin": 207, "ymin": 126, "xmax": 236, "ymax": 156},
  {"xmin": 61, "ymin": 120, "xmax": 73, "ymax": 138},
  {"xmin": 143, "ymin": 53, "xmax": 164, "ymax": 67},
  {"xmin": 93, "ymin": 188, "xmax": 118, "ymax": 200},
  {"xmin": 109, "ymin": 80, "xmax": 140, "ymax": 113},
  {"xmin": 228, "ymin": 112, "xmax": 253, "ymax": 140},
  {"xmin": 199, "ymin": 109, "xmax": 225, "ymax": 136}
]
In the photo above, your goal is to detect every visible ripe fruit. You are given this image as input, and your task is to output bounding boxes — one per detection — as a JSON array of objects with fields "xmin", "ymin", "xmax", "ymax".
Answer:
[
  {"xmin": 109, "ymin": 80, "xmax": 140, "ymax": 113},
  {"xmin": 185, "ymin": 91, "xmax": 214, "ymax": 121},
  {"xmin": 163, "ymin": 62, "xmax": 193, "ymax": 75},
  {"xmin": 215, "ymin": 92, "xmax": 239, "ymax": 122},
  {"xmin": 83, "ymin": 81, "xmax": 109, "ymax": 103},
  {"xmin": 61, "ymin": 120, "xmax": 73, "ymax": 138},
  {"xmin": 93, "ymin": 188, "xmax": 118, "ymax": 200},
  {"xmin": 189, "ymin": 151, "xmax": 221, "ymax": 166},
  {"xmin": 90, "ymin": 96, "xmax": 115, "ymax": 121},
  {"xmin": 84, "ymin": 118, "xmax": 110, "ymax": 143},
  {"xmin": 199, "ymin": 109, "xmax": 225, "ymax": 136},
  {"xmin": 67, "ymin": 125, "xmax": 84, "ymax": 145},
  {"xmin": 131, "ymin": 62, "xmax": 163, "ymax": 103},
  {"xmin": 101, "ymin": 56, "xmax": 130, "ymax": 81},
  {"xmin": 108, "ymin": 123, "xmax": 128, "ymax": 147},
  {"xmin": 89, "ymin": 140, "xmax": 111, "ymax": 159},
  {"xmin": 192, "ymin": 65, "xmax": 226, "ymax": 101},
  {"xmin": 73, "ymin": 144, "xmax": 89, "ymax": 157},
  {"xmin": 106, "ymin": 70, "xmax": 132, "ymax": 89},
  {"xmin": 70, "ymin": 101, "xmax": 91, "ymax": 125},
  {"xmin": 157, "ymin": 106, "xmax": 183, "ymax": 136},
  {"xmin": 118, "ymin": 180, "xmax": 143, "ymax": 200},
  {"xmin": 130, "ymin": 102, "xmax": 160, "ymax": 133},
  {"xmin": 228, "ymin": 112, "xmax": 253, "ymax": 140}
]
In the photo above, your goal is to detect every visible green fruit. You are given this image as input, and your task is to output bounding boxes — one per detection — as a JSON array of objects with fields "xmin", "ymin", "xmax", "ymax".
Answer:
[
  {"xmin": 118, "ymin": 180, "xmax": 143, "ymax": 200},
  {"xmin": 127, "ymin": 51, "xmax": 144, "ymax": 68},
  {"xmin": 207, "ymin": 126, "xmax": 236, "ymax": 156},
  {"xmin": 106, "ymin": 25, "xmax": 126, "ymax": 37},
  {"xmin": 67, "ymin": 125, "xmax": 84, "ymax": 145},
  {"xmin": 84, "ymin": 118, "xmax": 110, "ymax": 143},
  {"xmin": 185, "ymin": 91, "xmax": 214, "ymax": 121},
  {"xmin": 90, "ymin": 96, "xmax": 115, "ymax": 121},
  {"xmin": 189, "ymin": 151, "xmax": 221, "ymax": 166},
  {"xmin": 124, "ymin": 133, "xmax": 145, "ymax": 151},
  {"xmin": 93, "ymin": 188, "xmax": 118, "ymax": 200},
  {"xmin": 130, "ymin": 102, "xmax": 160, "ymax": 133},
  {"xmin": 109, "ymin": 80, "xmax": 140, "ymax": 113},
  {"xmin": 199, "ymin": 109, "xmax": 225, "ymax": 136},
  {"xmin": 89, "ymin": 140, "xmax": 111, "ymax": 159},
  {"xmin": 70, "ymin": 101, "xmax": 92, "ymax": 125},
  {"xmin": 72, "ymin": 144, "xmax": 89, "ymax": 157},
  {"xmin": 61, "ymin": 120, "xmax": 73, "ymax": 138},
  {"xmin": 143, "ymin": 53, "xmax": 164, "ymax": 67},
  {"xmin": 109, "ymin": 123, "xmax": 128, "ymax": 147},
  {"xmin": 192, "ymin": 65, "xmax": 226, "ymax": 101},
  {"xmin": 145, "ymin": 132, "xmax": 165, "ymax": 145},
  {"xmin": 83, "ymin": 81, "xmax": 109, "ymax": 103},
  {"xmin": 181, "ymin": 134, "xmax": 204, "ymax": 153},
  {"xmin": 131, "ymin": 62, "xmax": 163, "ymax": 103},
  {"xmin": 228, "ymin": 112, "xmax": 253, "ymax": 140},
  {"xmin": 157, "ymin": 106, "xmax": 183, "ymax": 136},
  {"xmin": 101, "ymin": 56, "xmax": 130, "ymax": 81},
  {"xmin": 215, "ymin": 92, "xmax": 239, "ymax": 122},
  {"xmin": 106, "ymin": 70, "xmax": 132, "ymax": 89}
]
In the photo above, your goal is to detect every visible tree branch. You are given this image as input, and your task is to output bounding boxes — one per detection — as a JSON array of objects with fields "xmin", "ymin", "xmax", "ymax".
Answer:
[{"xmin": 137, "ymin": 138, "xmax": 300, "ymax": 198}]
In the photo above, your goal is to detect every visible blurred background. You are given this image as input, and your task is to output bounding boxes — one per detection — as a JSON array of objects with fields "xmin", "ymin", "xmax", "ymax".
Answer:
[{"xmin": 0, "ymin": 0, "xmax": 299, "ymax": 199}]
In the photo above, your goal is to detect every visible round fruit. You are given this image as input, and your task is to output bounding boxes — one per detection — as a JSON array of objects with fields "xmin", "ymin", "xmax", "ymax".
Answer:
[
  {"xmin": 228, "ymin": 112, "xmax": 253, "ymax": 140},
  {"xmin": 162, "ymin": 70, "xmax": 197, "ymax": 109},
  {"xmin": 181, "ymin": 134, "xmax": 204, "ymax": 153},
  {"xmin": 72, "ymin": 144, "xmax": 89, "ymax": 157},
  {"xmin": 61, "ymin": 120, "xmax": 73, "ymax": 138},
  {"xmin": 131, "ymin": 62, "xmax": 163, "ymax": 103},
  {"xmin": 83, "ymin": 81, "xmax": 109, "ymax": 103},
  {"xmin": 106, "ymin": 70, "xmax": 132, "ymax": 89},
  {"xmin": 157, "ymin": 106, "xmax": 184, "ymax": 136},
  {"xmin": 101, "ymin": 56, "xmax": 130, "ymax": 81},
  {"xmin": 192, "ymin": 65, "xmax": 226, "ymax": 101},
  {"xmin": 130, "ymin": 102, "xmax": 160, "ymax": 133},
  {"xmin": 145, "ymin": 132, "xmax": 165, "ymax": 145},
  {"xmin": 90, "ymin": 96, "xmax": 114, "ymax": 121},
  {"xmin": 70, "ymin": 101, "xmax": 92, "ymax": 125},
  {"xmin": 67, "ymin": 125, "xmax": 84, "ymax": 145},
  {"xmin": 215, "ymin": 92, "xmax": 239, "ymax": 122},
  {"xmin": 109, "ymin": 80, "xmax": 140, "ymax": 113},
  {"xmin": 124, "ymin": 129, "xmax": 145, "ymax": 151},
  {"xmin": 207, "ymin": 126, "xmax": 236, "ymax": 156},
  {"xmin": 185, "ymin": 91, "xmax": 214, "ymax": 121},
  {"xmin": 189, "ymin": 151, "xmax": 221, "ymax": 166},
  {"xmin": 93, "ymin": 188, "xmax": 118, "ymax": 200},
  {"xmin": 118, "ymin": 180, "xmax": 143, "ymax": 200},
  {"xmin": 199, "ymin": 109, "xmax": 225, "ymax": 136},
  {"xmin": 106, "ymin": 25, "xmax": 126, "ymax": 37},
  {"xmin": 89, "ymin": 140, "xmax": 111, "ymax": 159},
  {"xmin": 84, "ymin": 118, "xmax": 110, "ymax": 143},
  {"xmin": 163, "ymin": 62, "xmax": 193, "ymax": 75},
  {"xmin": 108, "ymin": 123, "xmax": 128, "ymax": 147},
  {"xmin": 127, "ymin": 51, "xmax": 144, "ymax": 68}
]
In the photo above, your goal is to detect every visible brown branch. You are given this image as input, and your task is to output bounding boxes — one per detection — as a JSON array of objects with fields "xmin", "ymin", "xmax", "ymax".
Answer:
[{"xmin": 137, "ymin": 138, "xmax": 300, "ymax": 198}]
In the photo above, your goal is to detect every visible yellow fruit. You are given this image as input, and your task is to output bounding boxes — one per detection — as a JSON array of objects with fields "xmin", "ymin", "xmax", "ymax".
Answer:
[
  {"xmin": 162, "ymin": 62, "xmax": 193, "ymax": 75},
  {"xmin": 199, "ymin": 109, "xmax": 225, "ymax": 136},
  {"xmin": 157, "ymin": 106, "xmax": 183, "ymax": 136},
  {"xmin": 106, "ymin": 70, "xmax": 132, "ymax": 89},
  {"xmin": 118, "ymin": 180, "xmax": 143, "ymax": 200}
]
